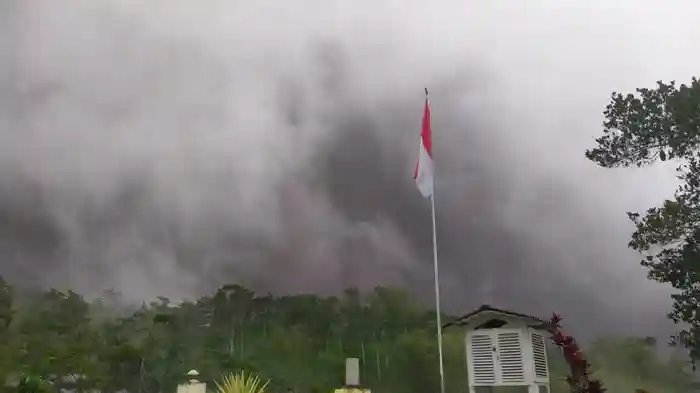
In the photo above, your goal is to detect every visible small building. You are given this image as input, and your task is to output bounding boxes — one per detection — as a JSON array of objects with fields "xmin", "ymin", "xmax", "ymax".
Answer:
[{"xmin": 446, "ymin": 305, "xmax": 550, "ymax": 393}]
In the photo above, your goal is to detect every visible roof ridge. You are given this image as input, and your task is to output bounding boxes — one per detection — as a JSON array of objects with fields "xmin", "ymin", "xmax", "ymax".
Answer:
[{"xmin": 443, "ymin": 304, "xmax": 543, "ymax": 329}]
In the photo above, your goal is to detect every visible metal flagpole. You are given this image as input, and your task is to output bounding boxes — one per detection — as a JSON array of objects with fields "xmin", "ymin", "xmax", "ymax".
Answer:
[
  {"xmin": 426, "ymin": 88, "xmax": 446, "ymax": 393},
  {"xmin": 432, "ymin": 193, "xmax": 446, "ymax": 393}
]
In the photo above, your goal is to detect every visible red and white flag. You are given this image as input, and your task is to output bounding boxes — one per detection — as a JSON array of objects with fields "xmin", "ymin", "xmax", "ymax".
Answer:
[{"xmin": 413, "ymin": 98, "xmax": 433, "ymax": 198}]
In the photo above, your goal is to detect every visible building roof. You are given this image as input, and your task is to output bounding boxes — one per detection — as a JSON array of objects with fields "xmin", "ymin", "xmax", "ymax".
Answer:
[{"xmin": 442, "ymin": 304, "xmax": 544, "ymax": 329}]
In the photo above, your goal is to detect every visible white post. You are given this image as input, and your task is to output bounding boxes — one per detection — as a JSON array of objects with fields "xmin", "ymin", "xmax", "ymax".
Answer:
[{"xmin": 345, "ymin": 358, "xmax": 360, "ymax": 387}]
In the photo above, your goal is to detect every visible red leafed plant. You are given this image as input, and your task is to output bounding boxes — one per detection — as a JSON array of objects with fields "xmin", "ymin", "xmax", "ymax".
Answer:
[{"xmin": 542, "ymin": 313, "xmax": 606, "ymax": 393}]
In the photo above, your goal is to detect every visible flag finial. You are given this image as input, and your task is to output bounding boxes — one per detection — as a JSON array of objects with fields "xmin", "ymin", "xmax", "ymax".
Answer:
[{"xmin": 425, "ymin": 88, "xmax": 429, "ymax": 96}]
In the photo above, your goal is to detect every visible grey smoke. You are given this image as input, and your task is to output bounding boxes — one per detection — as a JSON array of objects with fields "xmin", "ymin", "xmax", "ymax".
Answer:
[{"xmin": 1, "ymin": 0, "xmax": 700, "ymax": 339}]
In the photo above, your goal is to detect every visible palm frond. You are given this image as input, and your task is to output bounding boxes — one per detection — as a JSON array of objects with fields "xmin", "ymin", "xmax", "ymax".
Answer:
[{"xmin": 215, "ymin": 370, "xmax": 270, "ymax": 393}]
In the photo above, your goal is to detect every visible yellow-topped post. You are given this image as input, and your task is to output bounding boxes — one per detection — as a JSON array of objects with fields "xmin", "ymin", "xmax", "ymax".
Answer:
[{"xmin": 333, "ymin": 358, "xmax": 370, "ymax": 393}]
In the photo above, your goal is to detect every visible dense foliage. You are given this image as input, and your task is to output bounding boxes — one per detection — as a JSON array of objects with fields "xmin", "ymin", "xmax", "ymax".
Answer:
[
  {"xmin": 0, "ymin": 278, "xmax": 694, "ymax": 393},
  {"xmin": 585, "ymin": 77, "xmax": 700, "ymax": 362}
]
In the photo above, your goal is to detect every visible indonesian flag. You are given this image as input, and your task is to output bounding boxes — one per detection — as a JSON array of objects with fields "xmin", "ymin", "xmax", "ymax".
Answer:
[{"xmin": 413, "ymin": 98, "xmax": 433, "ymax": 198}]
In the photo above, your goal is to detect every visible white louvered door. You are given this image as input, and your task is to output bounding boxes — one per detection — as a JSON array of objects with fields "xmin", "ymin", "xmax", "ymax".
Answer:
[
  {"xmin": 496, "ymin": 330, "xmax": 525, "ymax": 383},
  {"xmin": 469, "ymin": 329, "xmax": 531, "ymax": 385},
  {"xmin": 468, "ymin": 332, "xmax": 496, "ymax": 384}
]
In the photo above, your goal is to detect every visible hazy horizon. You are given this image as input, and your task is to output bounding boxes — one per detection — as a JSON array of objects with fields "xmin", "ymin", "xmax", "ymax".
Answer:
[{"xmin": 2, "ymin": 0, "xmax": 700, "ymax": 339}]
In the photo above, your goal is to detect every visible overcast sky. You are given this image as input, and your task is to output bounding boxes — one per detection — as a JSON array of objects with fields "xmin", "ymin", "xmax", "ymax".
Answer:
[{"xmin": 1, "ymin": 0, "xmax": 700, "ymax": 339}]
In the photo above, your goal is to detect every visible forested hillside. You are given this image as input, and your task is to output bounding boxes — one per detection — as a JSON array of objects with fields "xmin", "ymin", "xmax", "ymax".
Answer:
[{"xmin": 0, "ymin": 278, "xmax": 693, "ymax": 393}]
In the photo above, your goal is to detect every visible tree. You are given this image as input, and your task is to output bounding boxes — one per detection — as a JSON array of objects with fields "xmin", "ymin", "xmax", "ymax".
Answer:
[
  {"xmin": 588, "ymin": 337, "xmax": 657, "ymax": 379},
  {"xmin": 12, "ymin": 289, "xmax": 101, "ymax": 388},
  {"xmin": 0, "ymin": 276, "xmax": 11, "ymax": 331},
  {"xmin": 544, "ymin": 313, "xmax": 605, "ymax": 393},
  {"xmin": 585, "ymin": 77, "xmax": 700, "ymax": 362},
  {"xmin": 0, "ymin": 276, "xmax": 14, "ymax": 386},
  {"xmin": 0, "ymin": 279, "xmax": 692, "ymax": 393}
]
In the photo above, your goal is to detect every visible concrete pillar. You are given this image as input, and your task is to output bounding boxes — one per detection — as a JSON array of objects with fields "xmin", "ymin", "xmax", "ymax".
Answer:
[{"xmin": 345, "ymin": 358, "xmax": 360, "ymax": 387}]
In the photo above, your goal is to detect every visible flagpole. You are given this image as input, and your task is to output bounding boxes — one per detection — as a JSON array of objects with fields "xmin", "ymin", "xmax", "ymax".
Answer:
[{"xmin": 426, "ymin": 88, "xmax": 446, "ymax": 393}]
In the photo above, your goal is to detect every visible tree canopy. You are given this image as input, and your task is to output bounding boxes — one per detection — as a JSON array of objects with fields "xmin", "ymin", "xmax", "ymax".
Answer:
[
  {"xmin": 0, "ymin": 278, "xmax": 693, "ymax": 393},
  {"xmin": 585, "ymin": 77, "xmax": 700, "ymax": 362}
]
